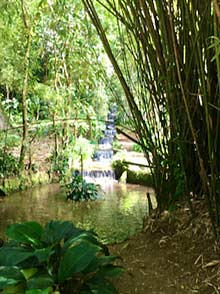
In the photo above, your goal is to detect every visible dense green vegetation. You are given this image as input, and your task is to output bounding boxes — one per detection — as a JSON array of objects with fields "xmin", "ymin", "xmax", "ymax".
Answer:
[
  {"xmin": 66, "ymin": 174, "xmax": 101, "ymax": 201},
  {"xmin": 0, "ymin": 220, "xmax": 123, "ymax": 294},
  {"xmin": 0, "ymin": 0, "xmax": 116, "ymax": 178},
  {"xmin": 112, "ymin": 159, "xmax": 153, "ymax": 187},
  {"xmin": 82, "ymin": 0, "xmax": 220, "ymax": 237},
  {"xmin": 1, "ymin": 0, "xmax": 220, "ymax": 237}
]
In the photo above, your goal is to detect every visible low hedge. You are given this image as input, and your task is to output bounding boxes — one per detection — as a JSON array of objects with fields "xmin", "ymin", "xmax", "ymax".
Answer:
[
  {"xmin": 112, "ymin": 160, "xmax": 154, "ymax": 187},
  {"xmin": 127, "ymin": 170, "xmax": 154, "ymax": 187}
]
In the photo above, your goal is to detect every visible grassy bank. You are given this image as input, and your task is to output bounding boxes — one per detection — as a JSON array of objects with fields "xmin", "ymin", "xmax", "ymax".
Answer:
[{"xmin": 0, "ymin": 171, "xmax": 52, "ymax": 194}]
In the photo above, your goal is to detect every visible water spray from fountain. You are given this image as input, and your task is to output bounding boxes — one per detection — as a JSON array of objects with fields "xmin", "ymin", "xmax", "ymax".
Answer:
[{"xmin": 82, "ymin": 105, "xmax": 117, "ymax": 182}]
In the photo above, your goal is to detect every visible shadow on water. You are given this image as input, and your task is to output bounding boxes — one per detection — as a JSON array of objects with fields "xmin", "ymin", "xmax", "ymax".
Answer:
[{"xmin": 0, "ymin": 182, "xmax": 156, "ymax": 244}]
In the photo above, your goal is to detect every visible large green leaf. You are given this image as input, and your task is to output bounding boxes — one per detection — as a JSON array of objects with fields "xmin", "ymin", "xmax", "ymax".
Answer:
[
  {"xmin": 0, "ymin": 266, "xmax": 24, "ymax": 289},
  {"xmin": 62, "ymin": 231, "xmax": 100, "ymax": 252},
  {"xmin": 58, "ymin": 241, "xmax": 100, "ymax": 283},
  {"xmin": 25, "ymin": 287, "xmax": 53, "ymax": 294},
  {"xmin": 94, "ymin": 265, "xmax": 124, "ymax": 278},
  {"xmin": 86, "ymin": 277, "xmax": 118, "ymax": 294},
  {"xmin": 83, "ymin": 256, "xmax": 118, "ymax": 273},
  {"xmin": 33, "ymin": 248, "xmax": 53, "ymax": 263},
  {"xmin": 2, "ymin": 282, "xmax": 25, "ymax": 294},
  {"xmin": 63, "ymin": 229, "xmax": 109, "ymax": 255},
  {"xmin": 0, "ymin": 247, "xmax": 33, "ymax": 266},
  {"xmin": 6, "ymin": 222, "xmax": 43, "ymax": 246},
  {"xmin": 26, "ymin": 273, "xmax": 54, "ymax": 290},
  {"xmin": 41, "ymin": 221, "xmax": 80, "ymax": 245}
]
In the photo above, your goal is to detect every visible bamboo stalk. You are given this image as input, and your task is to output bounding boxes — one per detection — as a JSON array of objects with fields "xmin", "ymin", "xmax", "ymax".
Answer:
[{"xmin": 83, "ymin": 0, "xmax": 220, "ymax": 231}]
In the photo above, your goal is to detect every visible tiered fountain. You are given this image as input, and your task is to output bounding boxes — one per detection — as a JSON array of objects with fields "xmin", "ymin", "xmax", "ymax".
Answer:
[
  {"xmin": 82, "ymin": 106, "xmax": 117, "ymax": 181},
  {"xmin": 93, "ymin": 106, "xmax": 116, "ymax": 161}
]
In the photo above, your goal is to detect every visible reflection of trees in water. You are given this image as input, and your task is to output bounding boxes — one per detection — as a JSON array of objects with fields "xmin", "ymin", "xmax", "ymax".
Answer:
[{"xmin": 0, "ymin": 183, "xmax": 150, "ymax": 243}]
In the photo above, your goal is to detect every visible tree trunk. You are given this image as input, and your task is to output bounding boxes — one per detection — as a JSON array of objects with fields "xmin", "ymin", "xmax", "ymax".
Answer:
[{"xmin": 19, "ymin": 0, "xmax": 31, "ymax": 172}]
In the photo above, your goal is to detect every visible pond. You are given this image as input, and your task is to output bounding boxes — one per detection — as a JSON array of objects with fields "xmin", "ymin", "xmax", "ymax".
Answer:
[{"xmin": 0, "ymin": 182, "xmax": 156, "ymax": 244}]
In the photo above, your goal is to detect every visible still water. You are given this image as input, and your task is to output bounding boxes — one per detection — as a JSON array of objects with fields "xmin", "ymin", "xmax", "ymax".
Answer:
[{"xmin": 0, "ymin": 182, "xmax": 155, "ymax": 244}]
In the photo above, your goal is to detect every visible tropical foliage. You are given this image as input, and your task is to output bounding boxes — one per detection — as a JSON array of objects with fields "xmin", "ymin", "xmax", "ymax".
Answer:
[
  {"xmin": 66, "ymin": 175, "xmax": 101, "ymax": 201},
  {"xmin": 0, "ymin": 0, "xmax": 110, "ymax": 176},
  {"xmin": 51, "ymin": 137, "xmax": 96, "ymax": 182},
  {"xmin": 0, "ymin": 220, "xmax": 123, "ymax": 294},
  {"xmin": 0, "ymin": 149, "xmax": 19, "ymax": 179}
]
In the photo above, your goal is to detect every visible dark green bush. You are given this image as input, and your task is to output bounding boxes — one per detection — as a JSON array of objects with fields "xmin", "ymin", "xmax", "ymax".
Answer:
[
  {"xmin": 0, "ymin": 150, "xmax": 19, "ymax": 179},
  {"xmin": 112, "ymin": 160, "xmax": 128, "ymax": 180},
  {"xmin": 127, "ymin": 170, "xmax": 154, "ymax": 187},
  {"xmin": 0, "ymin": 220, "xmax": 123, "ymax": 294},
  {"xmin": 66, "ymin": 175, "xmax": 101, "ymax": 201},
  {"xmin": 112, "ymin": 160, "xmax": 154, "ymax": 187}
]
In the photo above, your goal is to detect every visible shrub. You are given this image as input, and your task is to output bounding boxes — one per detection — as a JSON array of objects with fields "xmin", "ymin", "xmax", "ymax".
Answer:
[
  {"xmin": 112, "ymin": 140, "xmax": 122, "ymax": 152},
  {"xmin": 127, "ymin": 170, "xmax": 154, "ymax": 187},
  {"xmin": 50, "ymin": 138, "xmax": 95, "ymax": 182},
  {"xmin": 0, "ymin": 133, "xmax": 21, "ymax": 148},
  {"xmin": 0, "ymin": 150, "xmax": 19, "ymax": 179},
  {"xmin": 131, "ymin": 143, "xmax": 143, "ymax": 153},
  {"xmin": 50, "ymin": 151, "xmax": 70, "ymax": 181},
  {"xmin": 112, "ymin": 160, "xmax": 128, "ymax": 180},
  {"xmin": 66, "ymin": 175, "xmax": 101, "ymax": 201},
  {"xmin": 0, "ymin": 220, "xmax": 123, "ymax": 294}
]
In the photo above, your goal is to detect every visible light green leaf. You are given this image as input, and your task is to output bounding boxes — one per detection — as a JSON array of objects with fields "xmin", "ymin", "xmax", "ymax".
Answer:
[
  {"xmin": 0, "ymin": 266, "xmax": 24, "ymax": 289},
  {"xmin": 21, "ymin": 268, "xmax": 38, "ymax": 280},
  {"xmin": 26, "ymin": 273, "xmax": 54, "ymax": 290},
  {"xmin": 211, "ymin": 47, "xmax": 220, "ymax": 62},
  {"xmin": 25, "ymin": 287, "xmax": 53, "ymax": 294}
]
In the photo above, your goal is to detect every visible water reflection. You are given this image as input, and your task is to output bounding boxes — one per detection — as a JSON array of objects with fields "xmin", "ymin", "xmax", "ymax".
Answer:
[{"xmin": 0, "ymin": 183, "xmax": 156, "ymax": 244}]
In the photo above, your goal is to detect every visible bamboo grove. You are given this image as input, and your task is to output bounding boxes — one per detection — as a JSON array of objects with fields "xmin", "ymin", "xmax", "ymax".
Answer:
[{"xmin": 82, "ymin": 0, "xmax": 220, "ymax": 236}]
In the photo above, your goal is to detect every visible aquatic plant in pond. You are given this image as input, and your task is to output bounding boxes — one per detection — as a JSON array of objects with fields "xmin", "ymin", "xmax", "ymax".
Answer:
[
  {"xmin": 66, "ymin": 175, "xmax": 101, "ymax": 201},
  {"xmin": 0, "ymin": 220, "xmax": 123, "ymax": 294}
]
